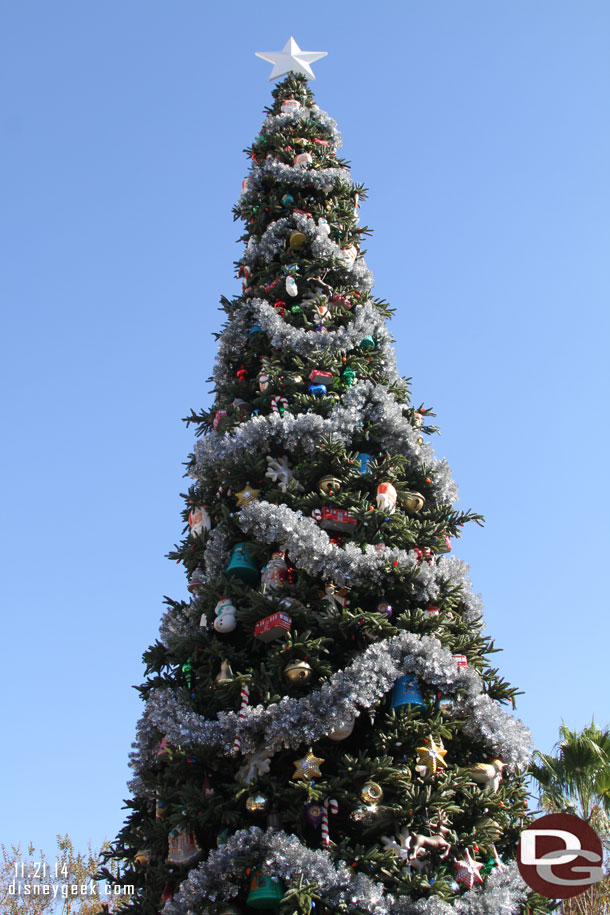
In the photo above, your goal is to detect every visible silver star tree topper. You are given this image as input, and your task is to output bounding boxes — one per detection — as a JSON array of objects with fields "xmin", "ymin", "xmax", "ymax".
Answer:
[{"xmin": 255, "ymin": 36, "xmax": 327, "ymax": 81}]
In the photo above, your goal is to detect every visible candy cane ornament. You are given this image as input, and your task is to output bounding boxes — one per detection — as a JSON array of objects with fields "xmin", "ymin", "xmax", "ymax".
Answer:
[
  {"xmin": 232, "ymin": 684, "xmax": 250, "ymax": 754},
  {"xmin": 271, "ymin": 396, "xmax": 289, "ymax": 416},
  {"xmin": 321, "ymin": 798, "xmax": 338, "ymax": 847}
]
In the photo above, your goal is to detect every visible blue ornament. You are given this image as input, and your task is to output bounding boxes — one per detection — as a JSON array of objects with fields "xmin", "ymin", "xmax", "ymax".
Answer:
[
  {"xmin": 309, "ymin": 383, "xmax": 327, "ymax": 397},
  {"xmin": 249, "ymin": 323, "xmax": 264, "ymax": 337},
  {"xmin": 390, "ymin": 675, "xmax": 425, "ymax": 709},
  {"xmin": 281, "ymin": 193, "xmax": 294, "ymax": 208},
  {"xmin": 356, "ymin": 452, "xmax": 374, "ymax": 474},
  {"xmin": 225, "ymin": 542, "xmax": 259, "ymax": 585}
]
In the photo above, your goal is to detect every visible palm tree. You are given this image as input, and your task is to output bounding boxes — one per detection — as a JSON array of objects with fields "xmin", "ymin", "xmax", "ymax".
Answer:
[
  {"xmin": 530, "ymin": 722, "xmax": 610, "ymax": 915},
  {"xmin": 530, "ymin": 721, "xmax": 610, "ymax": 830}
]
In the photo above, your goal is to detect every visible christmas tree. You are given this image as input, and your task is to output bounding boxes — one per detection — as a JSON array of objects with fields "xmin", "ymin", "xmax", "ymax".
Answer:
[{"xmin": 103, "ymin": 40, "xmax": 553, "ymax": 915}]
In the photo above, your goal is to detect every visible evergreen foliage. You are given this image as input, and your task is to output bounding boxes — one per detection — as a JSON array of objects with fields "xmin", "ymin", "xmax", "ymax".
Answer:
[{"xmin": 102, "ymin": 74, "xmax": 553, "ymax": 915}]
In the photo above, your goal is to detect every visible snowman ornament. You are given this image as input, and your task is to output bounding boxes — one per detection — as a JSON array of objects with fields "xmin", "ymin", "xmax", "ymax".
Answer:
[{"xmin": 213, "ymin": 596, "xmax": 237, "ymax": 633}]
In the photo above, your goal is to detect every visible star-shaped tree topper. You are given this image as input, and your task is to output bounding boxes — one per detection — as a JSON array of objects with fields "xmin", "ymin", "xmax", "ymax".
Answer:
[
  {"xmin": 415, "ymin": 736, "xmax": 448, "ymax": 774},
  {"xmin": 453, "ymin": 849, "xmax": 484, "ymax": 889},
  {"xmin": 255, "ymin": 37, "xmax": 327, "ymax": 81},
  {"xmin": 292, "ymin": 748, "xmax": 325, "ymax": 781}
]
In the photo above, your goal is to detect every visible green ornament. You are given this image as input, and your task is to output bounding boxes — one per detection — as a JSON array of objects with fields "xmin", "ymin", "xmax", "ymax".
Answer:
[
  {"xmin": 481, "ymin": 856, "xmax": 496, "ymax": 876},
  {"xmin": 360, "ymin": 336, "xmax": 375, "ymax": 351},
  {"xmin": 291, "ymin": 305, "xmax": 301, "ymax": 314},
  {"xmin": 181, "ymin": 661, "xmax": 193, "ymax": 689},
  {"xmin": 252, "ymin": 206, "xmax": 259, "ymax": 214},
  {"xmin": 342, "ymin": 367, "xmax": 356, "ymax": 386}
]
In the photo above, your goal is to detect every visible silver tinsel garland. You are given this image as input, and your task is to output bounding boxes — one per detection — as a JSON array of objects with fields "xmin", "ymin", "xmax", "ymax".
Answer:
[
  {"xmin": 259, "ymin": 104, "xmax": 343, "ymax": 148},
  {"xmin": 161, "ymin": 827, "xmax": 528, "ymax": 915},
  {"xmin": 193, "ymin": 382, "xmax": 458, "ymax": 504},
  {"xmin": 129, "ymin": 628, "xmax": 532, "ymax": 779},
  {"xmin": 248, "ymin": 297, "xmax": 390, "ymax": 356}
]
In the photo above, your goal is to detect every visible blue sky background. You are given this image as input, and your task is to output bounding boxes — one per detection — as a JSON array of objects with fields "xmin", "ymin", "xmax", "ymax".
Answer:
[{"xmin": 1, "ymin": 1, "xmax": 609, "ymax": 862}]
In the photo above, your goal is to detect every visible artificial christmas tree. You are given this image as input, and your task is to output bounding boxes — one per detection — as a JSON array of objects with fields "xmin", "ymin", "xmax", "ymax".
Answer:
[{"xmin": 102, "ymin": 42, "xmax": 554, "ymax": 915}]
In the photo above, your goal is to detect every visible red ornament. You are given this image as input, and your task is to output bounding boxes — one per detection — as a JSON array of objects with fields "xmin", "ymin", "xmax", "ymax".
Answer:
[
  {"xmin": 236, "ymin": 365, "xmax": 248, "ymax": 382},
  {"xmin": 254, "ymin": 612, "xmax": 292, "ymax": 642}
]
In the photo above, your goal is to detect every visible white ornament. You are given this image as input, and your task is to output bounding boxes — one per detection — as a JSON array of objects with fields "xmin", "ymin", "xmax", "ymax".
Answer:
[
  {"xmin": 255, "ymin": 36, "xmax": 328, "ymax": 82},
  {"xmin": 281, "ymin": 98, "xmax": 301, "ymax": 114},
  {"xmin": 376, "ymin": 482, "xmax": 397, "ymax": 514},
  {"xmin": 236, "ymin": 747, "xmax": 274, "ymax": 785},
  {"xmin": 265, "ymin": 455, "xmax": 297, "ymax": 492},
  {"xmin": 213, "ymin": 596, "xmax": 237, "ymax": 633},
  {"xmin": 328, "ymin": 714, "xmax": 355, "ymax": 741},
  {"xmin": 286, "ymin": 276, "xmax": 298, "ymax": 297},
  {"xmin": 293, "ymin": 152, "xmax": 313, "ymax": 169},
  {"xmin": 317, "ymin": 217, "xmax": 331, "ymax": 236},
  {"xmin": 188, "ymin": 506, "xmax": 211, "ymax": 537},
  {"xmin": 341, "ymin": 245, "xmax": 358, "ymax": 267}
]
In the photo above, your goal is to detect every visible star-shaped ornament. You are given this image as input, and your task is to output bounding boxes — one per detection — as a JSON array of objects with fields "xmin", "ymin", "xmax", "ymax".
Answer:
[
  {"xmin": 415, "ymin": 736, "xmax": 448, "ymax": 774},
  {"xmin": 453, "ymin": 849, "xmax": 484, "ymax": 889},
  {"xmin": 255, "ymin": 37, "xmax": 327, "ymax": 81},
  {"xmin": 292, "ymin": 748, "xmax": 324, "ymax": 781},
  {"xmin": 235, "ymin": 483, "xmax": 261, "ymax": 507}
]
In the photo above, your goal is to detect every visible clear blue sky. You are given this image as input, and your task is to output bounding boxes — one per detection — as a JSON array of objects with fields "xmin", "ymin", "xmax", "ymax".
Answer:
[{"xmin": 2, "ymin": 1, "xmax": 609, "ymax": 861}]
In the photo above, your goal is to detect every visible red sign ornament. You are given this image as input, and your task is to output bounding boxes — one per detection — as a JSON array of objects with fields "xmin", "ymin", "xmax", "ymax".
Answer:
[{"xmin": 517, "ymin": 813, "xmax": 603, "ymax": 899}]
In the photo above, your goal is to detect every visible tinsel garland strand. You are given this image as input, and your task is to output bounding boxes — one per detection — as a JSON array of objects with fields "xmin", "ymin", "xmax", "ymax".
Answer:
[
  {"xmin": 258, "ymin": 104, "xmax": 343, "ymax": 147},
  {"xmin": 161, "ymin": 827, "xmax": 528, "ymax": 915},
  {"xmin": 129, "ymin": 629, "xmax": 532, "ymax": 783},
  {"xmin": 193, "ymin": 382, "xmax": 458, "ymax": 504}
]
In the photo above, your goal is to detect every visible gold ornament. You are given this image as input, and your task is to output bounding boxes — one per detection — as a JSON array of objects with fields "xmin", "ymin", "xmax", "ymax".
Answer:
[
  {"xmin": 416, "ymin": 736, "xmax": 449, "ymax": 774},
  {"xmin": 318, "ymin": 474, "xmax": 342, "ymax": 495},
  {"xmin": 360, "ymin": 781, "xmax": 383, "ymax": 804},
  {"xmin": 235, "ymin": 483, "xmax": 261, "ymax": 507},
  {"xmin": 284, "ymin": 659, "xmax": 313, "ymax": 683},
  {"xmin": 402, "ymin": 491, "xmax": 426, "ymax": 513},
  {"xmin": 246, "ymin": 793, "xmax": 269, "ymax": 814},
  {"xmin": 215, "ymin": 659, "xmax": 234, "ymax": 683},
  {"xmin": 289, "ymin": 231, "xmax": 308, "ymax": 250},
  {"xmin": 464, "ymin": 757, "xmax": 505, "ymax": 793},
  {"xmin": 292, "ymin": 748, "xmax": 324, "ymax": 781},
  {"xmin": 134, "ymin": 849, "xmax": 151, "ymax": 867}
]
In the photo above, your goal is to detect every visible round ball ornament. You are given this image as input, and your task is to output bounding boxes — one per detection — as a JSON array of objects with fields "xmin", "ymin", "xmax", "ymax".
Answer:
[
  {"xmin": 318, "ymin": 474, "xmax": 342, "ymax": 495},
  {"xmin": 350, "ymin": 804, "xmax": 378, "ymax": 825},
  {"xmin": 361, "ymin": 781, "xmax": 383, "ymax": 804},
  {"xmin": 289, "ymin": 231, "xmax": 307, "ymax": 250},
  {"xmin": 328, "ymin": 714, "xmax": 355, "ymax": 741},
  {"xmin": 284, "ymin": 659, "xmax": 312, "ymax": 683},
  {"xmin": 305, "ymin": 801, "xmax": 324, "ymax": 828},
  {"xmin": 281, "ymin": 193, "xmax": 294, "ymax": 208},
  {"xmin": 246, "ymin": 793, "xmax": 269, "ymax": 814},
  {"xmin": 375, "ymin": 598, "xmax": 393, "ymax": 618}
]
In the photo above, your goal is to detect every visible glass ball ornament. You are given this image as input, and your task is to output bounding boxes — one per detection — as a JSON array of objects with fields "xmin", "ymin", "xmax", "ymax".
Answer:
[
  {"xmin": 375, "ymin": 597, "xmax": 392, "ymax": 618},
  {"xmin": 284, "ymin": 659, "xmax": 312, "ymax": 683},
  {"xmin": 327, "ymin": 715, "xmax": 355, "ymax": 741},
  {"xmin": 350, "ymin": 804, "xmax": 378, "ymax": 825},
  {"xmin": 289, "ymin": 231, "xmax": 308, "ymax": 250},
  {"xmin": 246, "ymin": 793, "xmax": 269, "ymax": 814},
  {"xmin": 360, "ymin": 781, "xmax": 383, "ymax": 804}
]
